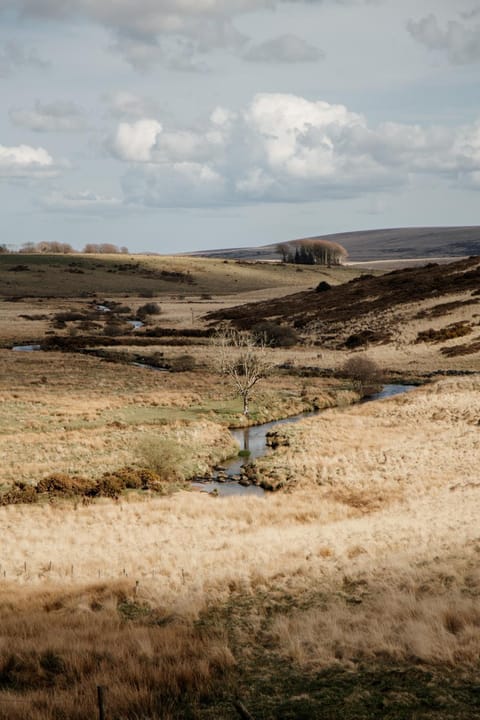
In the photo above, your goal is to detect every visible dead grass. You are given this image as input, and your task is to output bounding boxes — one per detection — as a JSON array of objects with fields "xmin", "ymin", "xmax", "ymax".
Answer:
[
  {"xmin": 0, "ymin": 349, "xmax": 349, "ymax": 484},
  {"xmin": 254, "ymin": 377, "xmax": 480, "ymax": 500},
  {"xmin": 1, "ymin": 377, "xmax": 480, "ymax": 716},
  {"xmin": 0, "ymin": 581, "xmax": 234, "ymax": 720}
]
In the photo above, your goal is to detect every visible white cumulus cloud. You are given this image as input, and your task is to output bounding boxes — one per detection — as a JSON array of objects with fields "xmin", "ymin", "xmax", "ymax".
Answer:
[
  {"xmin": 112, "ymin": 119, "xmax": 162, "ymax": 162},
  {"xmin": 0, "ymin": 144, "xmax": 56, "ymax": 178},
  {"xmin": 107, "ymin": 92, "xmax": 480, "ymax": 207}
]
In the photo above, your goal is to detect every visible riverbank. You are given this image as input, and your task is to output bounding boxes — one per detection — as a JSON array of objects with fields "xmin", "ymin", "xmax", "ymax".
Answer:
[{"xmin": 0, "ymin": 347, "xmax": 358, "ymax": 487}]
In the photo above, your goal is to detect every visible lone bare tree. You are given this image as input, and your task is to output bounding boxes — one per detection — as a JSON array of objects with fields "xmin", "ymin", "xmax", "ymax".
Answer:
[{"xmin": 215, "ymin": 326, "xmax": 273, "ymax": 416}]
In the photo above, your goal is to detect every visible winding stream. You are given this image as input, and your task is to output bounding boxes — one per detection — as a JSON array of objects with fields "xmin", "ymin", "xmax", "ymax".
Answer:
[{"xmin": 192, "ymin": 384, "xmax": 417, "ymax": 496}]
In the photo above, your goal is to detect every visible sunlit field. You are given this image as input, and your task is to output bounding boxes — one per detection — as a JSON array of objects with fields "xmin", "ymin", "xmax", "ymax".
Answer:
[{"xmin": 1, "ymin": 377, "xmax": 480, "ymax": 717}]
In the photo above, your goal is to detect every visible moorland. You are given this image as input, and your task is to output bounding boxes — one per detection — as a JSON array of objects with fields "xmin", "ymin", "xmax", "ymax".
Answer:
[{"xmin": 0, "ymin": 247, "xmax": 479, "ymax": 719}]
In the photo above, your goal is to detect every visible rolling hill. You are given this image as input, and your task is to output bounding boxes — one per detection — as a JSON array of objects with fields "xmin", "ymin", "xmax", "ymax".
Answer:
[{"xmin": 191, "ymin": 226, "xmax": 480, "ymax": 263}]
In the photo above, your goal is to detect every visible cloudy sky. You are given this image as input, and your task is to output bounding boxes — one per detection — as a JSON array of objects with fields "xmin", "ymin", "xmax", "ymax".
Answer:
[{"xmin": 0, "ymin": 0, "xmax": 479, "ymax": 252}]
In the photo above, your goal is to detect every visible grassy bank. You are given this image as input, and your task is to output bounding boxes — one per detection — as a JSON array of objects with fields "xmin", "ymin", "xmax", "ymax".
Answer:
[{"xmin": 0, "ymin": 348, "xmax": 355, "ymax": 487}]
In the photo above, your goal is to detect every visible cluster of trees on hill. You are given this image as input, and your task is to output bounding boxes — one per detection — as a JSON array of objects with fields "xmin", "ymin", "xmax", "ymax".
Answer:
[
  {"xmin": 0, "ymin": 242, "xmax": 129, "ymax": 254},
  {"xmin": 276, "ymin": 239, "xmax": 347, "ymax": 266}
]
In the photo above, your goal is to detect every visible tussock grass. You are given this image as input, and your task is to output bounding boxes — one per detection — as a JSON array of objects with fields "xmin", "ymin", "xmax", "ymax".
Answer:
[
  {"xmin": 0, "ymin": 582, "xmax": 234, "ymax": 720},
  {"xmin": 254, "ymin": 377, "xmax": 480, "ymax": 499},
  {"xmin": 0, "ymin": 333, "xmax": 479, "ymax": 717}
]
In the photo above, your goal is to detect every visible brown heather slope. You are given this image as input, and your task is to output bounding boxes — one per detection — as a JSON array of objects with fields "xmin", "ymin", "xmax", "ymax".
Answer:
[{"xmin": 206, "ymin": 256, "xmax": 480, "ymax": 352}]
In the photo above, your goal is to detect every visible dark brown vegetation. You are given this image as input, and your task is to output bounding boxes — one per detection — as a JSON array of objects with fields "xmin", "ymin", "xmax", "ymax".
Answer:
[
  {"xmin": 416, "ymin": 322, "xmax": 473, "ymax": 344},
  {"xmin": 441, "ymin": 339, "xmax": 480, "ymax": 357},
  {"xmin": 251, "ymin": 321, "xmax": 300, "ymax": 347},
  {"xmin": 0, "ymin": 468, "xmax": 180, "ymax": 506},
  {"xmin": 207, "ymin": 257, "xmax": 480, "ymax": 349}
]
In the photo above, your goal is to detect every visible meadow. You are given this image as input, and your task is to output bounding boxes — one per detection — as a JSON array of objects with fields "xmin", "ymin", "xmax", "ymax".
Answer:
[{"xmin": 0, "ymin": 253, "xmax": 479, "ymax": 718}]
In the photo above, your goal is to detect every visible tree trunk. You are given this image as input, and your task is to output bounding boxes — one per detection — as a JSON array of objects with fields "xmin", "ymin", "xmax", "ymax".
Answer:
[{"xmin": 243, "ymin": 394, "xmax": 249, "ymax": 416}]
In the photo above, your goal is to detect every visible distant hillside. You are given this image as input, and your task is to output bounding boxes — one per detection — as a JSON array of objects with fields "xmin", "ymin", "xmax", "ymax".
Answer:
[{"xmin": 191, "ymin": 226, "xmax": 480, "ymax": 263}]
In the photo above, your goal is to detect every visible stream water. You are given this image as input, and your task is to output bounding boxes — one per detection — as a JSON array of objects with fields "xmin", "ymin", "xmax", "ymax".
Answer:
[
  {"xmin": 192, "ymin": 384, "xmax": 417, "ymax": 496},
  {"xmin": 12, "ymin": 344, "xmax": 42, "ymax": 351}
]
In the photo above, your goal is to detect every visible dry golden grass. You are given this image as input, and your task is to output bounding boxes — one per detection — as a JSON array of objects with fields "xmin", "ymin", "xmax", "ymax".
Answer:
[
  {"xmin": 0, "ymin": 348, "xmax": 350, "ymax": 485},
  {"xmin": 1, "ymin": 377, "xmax": 480, "ymax": 716},
  {"xmin": 0, "ymin": 581, "xmax": 235, "ymax": 720},
  {"xmin": 255, "ymin": 377, "xmax": 480, "ymax": 499}
]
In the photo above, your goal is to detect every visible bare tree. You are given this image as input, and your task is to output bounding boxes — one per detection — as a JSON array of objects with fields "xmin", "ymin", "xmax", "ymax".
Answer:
[{"xmin": 215, "ymin": 326, "xmax": 273, "ymax": 416}]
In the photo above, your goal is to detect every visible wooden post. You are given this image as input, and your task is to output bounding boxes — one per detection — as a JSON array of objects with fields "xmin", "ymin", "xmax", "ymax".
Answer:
[
  {"xmin": 97, "ymin": 685, "xmax": 106, "ymax": 720},
  {"xmin": 233, "ymin": 698, "xmax": 255, "ymax": 720}
]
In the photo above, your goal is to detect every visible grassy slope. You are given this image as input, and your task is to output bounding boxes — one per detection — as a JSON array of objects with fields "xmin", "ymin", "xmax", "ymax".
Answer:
[{"xmin": 0, "ymin": 253, "xmax": 361, "ymax": 298}]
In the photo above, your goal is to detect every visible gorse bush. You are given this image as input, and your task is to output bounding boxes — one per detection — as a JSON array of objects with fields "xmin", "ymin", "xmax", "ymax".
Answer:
[
  {"xmin": 36, "ymin": 474, "xmax": 95, "ymax": 495},
  {"xmin": 416, "ymin": 322, "xmax": 472, "ymax": 344},
  {"xmin": 0, "ymin": 467, "xmax": 170, "ymax": 506},
  {"xmin": 0, "ymin": 482, "xmax": 38, "ymax": 506}
]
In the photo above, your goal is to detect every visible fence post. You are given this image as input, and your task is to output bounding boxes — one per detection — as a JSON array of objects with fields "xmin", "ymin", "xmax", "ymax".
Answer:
[{"xmin": 97, "ymin": 685, "xmax": 106, "ymax": 720}]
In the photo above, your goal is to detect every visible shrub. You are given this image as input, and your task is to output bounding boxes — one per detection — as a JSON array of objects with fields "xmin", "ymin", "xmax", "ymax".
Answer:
[
  {"xmin": 252, "ymin": 321, "xmax": 300, "ymax": 348},
  {"xmin": 415, "ymin": 322, "xmax": 472, "ymax": 344},
  {"xmin": 344, "ymin": 329, "xmax": 391, "ymax": 348},
  {"xmin": 315, "ymin": 281, "xmax": 332, "ymax": 292},
  {"xmin": 103, "ymin": 321, "xmax": 128, "ymax": 337},
  {"xmin": 0, "ymin": 482, "xmax": 38, "ymax": 506},
  {"xmin": 36, "ymin": 474, "xmax": 94, "ymax": 495},
  {"xmin": 147, "ymin": 351, "xmax": 167, "ymax": 368},
  {"xmin": 137, "ymin": 437, "xmax": 185, "ymax": 482},
  {"xmin": 339, "ymin": 355, "xmax": 383, "ymax": 395},
  {"xmin": 104, "ymin": 466, "xmax": 163, "ymax": 490},
  {"xmin": 137, "ymin": 302, "xmax": 161, "ymax": 318},
  {"xmin": 91, "ymin": 474, "xmax": 124, "ymax": 498},
  {"xmin": 54, "ymin": 311, "xmax": 85, "ymax": 322}
]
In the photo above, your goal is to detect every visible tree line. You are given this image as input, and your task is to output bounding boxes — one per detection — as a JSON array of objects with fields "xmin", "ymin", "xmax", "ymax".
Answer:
[
  {"xmin": 276, "ymin": 239, "xmax": 347, "ymax": 266},
  {"xmin": 0, "ymin": 242, "xmax": 129, "ymax": 254}
]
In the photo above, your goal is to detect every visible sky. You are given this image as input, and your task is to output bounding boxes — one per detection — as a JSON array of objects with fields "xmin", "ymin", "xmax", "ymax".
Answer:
[{"xmin": 0, "ymin": 0, "xmax": 479, "ymax": 253}]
